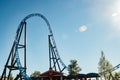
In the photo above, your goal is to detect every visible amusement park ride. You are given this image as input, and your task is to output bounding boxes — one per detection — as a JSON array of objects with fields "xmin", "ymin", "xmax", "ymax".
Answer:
[
  {"xmin": 0, "ymin": 13, "xmax": 120, "ymax": 80},
  {"xmin": 0, "ymin": 13, "xmax": 67, "ymax": 80},
  {"xmin": 100, "ymin": 64, "xmax": 120, "ymax": 80}
]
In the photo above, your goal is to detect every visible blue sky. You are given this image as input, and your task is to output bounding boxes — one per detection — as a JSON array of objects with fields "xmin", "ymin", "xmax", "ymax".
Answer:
[{"xmin": 0, "ymin": 0, "xmax": 120, "ymax": 76}]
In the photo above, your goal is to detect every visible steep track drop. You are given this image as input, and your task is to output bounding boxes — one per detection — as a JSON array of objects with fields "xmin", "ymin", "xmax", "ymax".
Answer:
[{"xmin": 0, "ymin": 13, "xmax": 67, "ymax": 80}]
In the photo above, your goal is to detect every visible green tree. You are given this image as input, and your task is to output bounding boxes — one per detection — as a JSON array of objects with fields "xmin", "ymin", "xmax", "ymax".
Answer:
[
  {"xmin": 68, "ymin": 59, "xmax": 81, "ymax": 75},
  {"xmin": 30, "ymin": 71, "xmax": 41, "ymax": 78},
  {"xmin": 98, "ymin": 51, "xmax": 113, "ymax": 80},
  {"xmin": 113, "ymin": 72, "xmax": 120, "ymax": 80},
  {"xmin": 9, "ymin": 74, "xmax": 13, "ymax": 80}
]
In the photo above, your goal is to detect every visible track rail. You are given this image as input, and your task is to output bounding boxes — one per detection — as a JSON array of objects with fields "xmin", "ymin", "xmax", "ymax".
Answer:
[
  {"xmin": 1, "ymin": 13, "xmax": 67, "ymax": 80},
  {"xmin": 16, "ymin": 13, "xmax": 67, "ymax": 80}
]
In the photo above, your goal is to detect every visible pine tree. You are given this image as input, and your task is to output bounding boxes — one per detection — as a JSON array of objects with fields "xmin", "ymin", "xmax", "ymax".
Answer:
[
  {"xmin": 30, "ymin": 71, "xmax": 41, "ymax": 78},
  {"xmin": 9, "ymin": 74, "xmax": 13, "ymax": 80},
  {"xmin": 98, "ymin": 51, "xmax": 113, "ymax": 80},
  {"xmin": 114, "ymin": 72, "xmax": 120, "ymax": 80},
  {"xmin": 68, "ymin": 59, "xmax": 81, "ymax": 75}
]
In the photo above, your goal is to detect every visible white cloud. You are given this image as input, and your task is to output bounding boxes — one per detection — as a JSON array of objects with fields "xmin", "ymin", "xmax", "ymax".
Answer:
[
  {"xmin": 108, "ymin": 1, "xmax": 120, "ymax": 31},
  {"xmin": 112, "ymin": 12, "xmax": 119, "ymax": 17},
  {"xmin": 89, "ymin": 0, "xmax": 120, "ymax": 39},
  {"xmin": 78, "ymin": 25, "xmax": 87, "ymax": 32},
  {"xmin": 111, "ymin": 12, "xmax": 120, "ymax": 32},
  {"xmin": 112, "ymin": 11, "xmax": 120, "ymax": 18}
]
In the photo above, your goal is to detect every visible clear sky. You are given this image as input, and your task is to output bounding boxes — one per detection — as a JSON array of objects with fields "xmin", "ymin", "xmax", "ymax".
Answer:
[{"xmin": 0, "ymin": 0, "xmax": 120, "ymax": 76}]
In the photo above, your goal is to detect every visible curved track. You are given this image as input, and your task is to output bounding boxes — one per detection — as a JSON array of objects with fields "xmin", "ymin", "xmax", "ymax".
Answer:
[
  {"xmin": 1, "ymin": 13, "xmax": 67, "ymax": 80},
  {"xmin": 15, "ymin": 13, "xmax": 66, "ymax": 80}
]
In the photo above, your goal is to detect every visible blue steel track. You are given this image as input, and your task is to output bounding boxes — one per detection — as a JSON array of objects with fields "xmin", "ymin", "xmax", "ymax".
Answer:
[{"xmin": 13, "ymin": 13, "xmax": 66, "ymax": 80}]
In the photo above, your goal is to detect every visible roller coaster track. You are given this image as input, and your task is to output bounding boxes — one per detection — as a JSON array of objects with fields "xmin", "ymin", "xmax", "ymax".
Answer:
[
  {"xmin": 99, "ymin": 64, "xmax": 120, "ymax": 80},
  {"xmin": 100, "ymin": 64, "xmax": 120, "ymax": 74},
  {"xmin": 0, "ymin": 13, "xmax": 67, "ymax": 80}
]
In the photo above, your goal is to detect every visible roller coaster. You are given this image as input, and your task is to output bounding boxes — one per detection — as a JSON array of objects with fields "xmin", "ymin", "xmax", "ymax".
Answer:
[
  {"xmin": 100, "ymin": 64, "xmax": 120, "ymax": 80},
  {"xmin": 0, "ymin": 13, "xmax": 67, "ymax": 80},
  {"xmin": 1, "ymin": 13, "xmax": 120, "ymax": 80}
]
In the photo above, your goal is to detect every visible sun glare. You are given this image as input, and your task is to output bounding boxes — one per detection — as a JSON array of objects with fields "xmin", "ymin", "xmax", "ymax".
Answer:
[{"xmin": 111, "ymin": 0, "xmax": 120, "ymax": 31}]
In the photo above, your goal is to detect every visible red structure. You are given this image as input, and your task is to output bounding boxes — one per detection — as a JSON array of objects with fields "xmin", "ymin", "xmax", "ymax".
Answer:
[
  {"xmin": 31, "ymin": 68, "xmax": 66, "ymax": 80},
  {"xmin": 40, "ymin": 68, "xmax": 65, "ymax": 80}
]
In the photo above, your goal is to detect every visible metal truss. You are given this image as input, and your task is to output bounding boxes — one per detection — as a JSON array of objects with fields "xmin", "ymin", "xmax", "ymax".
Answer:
[{"xmin": 0, "ymin": 13, "xmax": 67, "ymax": 80}]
